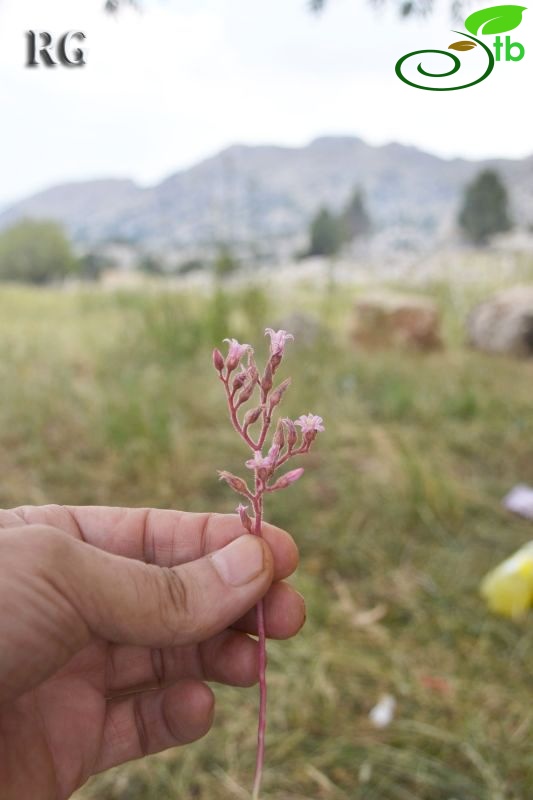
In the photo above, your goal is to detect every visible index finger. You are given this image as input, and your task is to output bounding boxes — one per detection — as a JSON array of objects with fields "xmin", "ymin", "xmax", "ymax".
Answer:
[{"xmin": 56, "ymin": 506, "xmax": 299, "ymax": 582}]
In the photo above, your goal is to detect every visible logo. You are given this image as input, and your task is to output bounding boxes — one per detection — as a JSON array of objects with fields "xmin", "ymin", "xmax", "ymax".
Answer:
[
  {"xmin": 395, "ymin": 4, "xmax": 526, "ymax": 90},
  {"xmin": 26, "ymin": 31, "xmax": 87, "ymax": 68}
]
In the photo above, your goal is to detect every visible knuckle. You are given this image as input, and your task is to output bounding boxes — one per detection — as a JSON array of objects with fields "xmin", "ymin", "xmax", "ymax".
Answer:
[
  {"xmin": 35, "ymin": 525, "xmax": 71, "ymax": 565},
  {"xmin": 157, "ymin": 567, "xmax": 197, "ymax": 640},
  {"xmin": 8, "ymin": 524, "xmax": 71, "ymax": 572}
]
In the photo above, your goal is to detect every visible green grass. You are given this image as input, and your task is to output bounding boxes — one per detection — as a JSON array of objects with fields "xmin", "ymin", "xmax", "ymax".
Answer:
[{"xmin": 1, "ymin": 277, "xmax": 533, "ymax": 799}]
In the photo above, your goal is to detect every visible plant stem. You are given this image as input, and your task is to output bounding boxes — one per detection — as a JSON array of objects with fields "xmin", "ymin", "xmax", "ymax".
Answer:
[
  {"xmin": 222, "ymin": 376, "xmax": 259, "ymax": 450},
  {"xmin": 251, "ymin": 491, "xmax": 266, "ymax": 800}
]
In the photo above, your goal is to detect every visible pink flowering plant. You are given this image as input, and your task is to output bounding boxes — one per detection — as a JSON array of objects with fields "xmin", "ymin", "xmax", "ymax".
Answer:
[{"xmin": 213, "ymin": 328, "xmax": 324, "ymax": 799}]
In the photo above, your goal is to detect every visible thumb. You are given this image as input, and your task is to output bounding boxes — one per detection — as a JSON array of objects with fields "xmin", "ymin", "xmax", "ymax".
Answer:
[{"xmin": 67, "ymin": 529, "xmax": 274, "ymax": 647}]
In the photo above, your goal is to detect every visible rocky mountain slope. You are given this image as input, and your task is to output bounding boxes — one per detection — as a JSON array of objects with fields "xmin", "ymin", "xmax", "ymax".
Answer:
[{"xmin": 1, "ymin": 136, "xmax": 532, "ymax": 248}]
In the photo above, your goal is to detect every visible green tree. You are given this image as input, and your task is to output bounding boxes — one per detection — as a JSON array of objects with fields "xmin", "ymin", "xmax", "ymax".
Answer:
[
  {"xmin": 138, "ymin": 254, "xmax": 165, "ymax": 276},
  {"xmin": 213, "ymin": 244, "xmax": 239, "ymax": 279},
  {"xmin": 78, "ymin": 251, "xmax": 108, "ymax": 281},
  {"xmin": 458, "ymin": 169, "xmax": 512, "ymax": 245},
  {"xmin": 342, "ymin": 188, "xmax": 372, "ymax": 241},
  {"xmin": 0, "ymin": 219, "xmax": 77, "ymax": 284},
  {"xmin": 308, "ymin": 207, "xmax": 344, "ymax": 257}
]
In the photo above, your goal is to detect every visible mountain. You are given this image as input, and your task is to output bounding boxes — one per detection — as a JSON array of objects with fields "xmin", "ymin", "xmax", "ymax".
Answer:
[{"xmin": 1, "ymin": 136, "xmax": 532, "ymax": 249}]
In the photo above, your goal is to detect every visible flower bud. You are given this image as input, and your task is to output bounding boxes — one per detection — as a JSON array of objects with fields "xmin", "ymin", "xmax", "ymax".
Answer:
[
  {"xmin": 236, "ymin": 503, "xmax": 254, "ymax": 533},
  {"xmin": 269, "ymin": 468, "xmax": 304, "ymax": 491},
  {"xmin": 237, "ymin": 380, "xmax": 256, "ymax": 407},
  {"xmin": 269, "ymin": 378, "xmax": 291, "ymax": 410},
  {"xmin": 272, "ymin": 420, "xmax": 285, "ymax": 449},
  {"xmin": 262, "ymin": 363, "xmax": 273, "ymax": 394},
  {"xmin": 244, "ymin": 407, "xmax": 262, "ymax": 427},
  {"xmin": 217, "ymin": 471, "xmax": 250, "ymax": 497},
  {"xmin": 282, "ymin": 418, "xmax": 298, "ymax": 450},
  {"xmin": 232, "ymin": 370, "xmax": 247, "ymax": 392},
  {"xmin": 269, "ymin": 352, "xmax": 283, "ymax": 373},
  {"xmin": 304, "ymin": 430, "xmax": 318, "ymax": 446},
  {"xmin": 212, "ymin": 348, "xmax": 225, "ymax": 373},
  {"xmin": 257, "ymin": 467, "xmax": 270, "ymax": 483}
]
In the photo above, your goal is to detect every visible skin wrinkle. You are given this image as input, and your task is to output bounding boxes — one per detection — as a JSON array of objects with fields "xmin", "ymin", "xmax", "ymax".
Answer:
[
  {"xmin": 100, "ymin": 700, "xmax": 125, "ymax": 766},
  {"xmin": 0, "ymin": 703, "xmax": 56, "ymax": 800},
  {"xmin": 104, "ymin": 641, "xmax": 121, "ymax": 697},
  {"xmin": 195, "ymin": 636, "xmax": 208, "ymax": 683},
  {"xmin": 160, "ymin": 692, "xmax": 180, "ymax": 746},
  {"xmin": 33, "ymin": 693, "xmax": 65, "ymax": 800},
  {"xmin": 140, "ymin": 507, "xmax": 153, "ymax": 565},
  {"xmin": 132, "ymin": 693, "xmax": 150, "ymax": 758},
  {"xmin": 0, "ymin": 510, "xmax": 21, "ymax": 529},
  {"xmin": 197, "ymin": 512, "xmax": 213, "ymax": 561},
  {"xmin": 62, "ymin": 506, "xmax": 85, "ymax": 542},
  {"xmin": 156, "ymin": 566, "xmax": 193, "ymax": 640},
  {"xmin": 13, "ymin": 506, "xmax": 30, "ymax": 526},
  {"xmin": 37, "ymin": 568, "xmax": 91, "ymax": 666},
  {"xmin": 37, "ymin": 536, "xmax": 91, "ymax": 654},
  {"xmin": 98, "ymin": 706, "xmax": 116, "ymax": 755},
  {"xmin": 150, "ymin": 646, "xmax": 166, "ymax": 688}
]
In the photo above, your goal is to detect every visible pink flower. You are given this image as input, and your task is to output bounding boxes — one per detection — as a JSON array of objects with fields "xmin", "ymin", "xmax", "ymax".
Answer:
[
  {"xmin": 245, "ymin": 451, "xmax": 276, "ymax": 471},
  {"xmin": 267, "ymin": 443, "xmax": 281, "ymax": 466},
  {"xmin": 223, "ymin": 338, "xmax": 252, "ymax": 371},
  {"xmin": 265, "ymin": 328, "xmax": 294, "ymax": 357},
  {"xmin": 295, "ymin": 414, "xmax": 325, "ymax": 434}
]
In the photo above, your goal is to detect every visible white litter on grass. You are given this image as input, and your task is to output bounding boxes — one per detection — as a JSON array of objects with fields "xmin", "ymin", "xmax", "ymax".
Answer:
[
  {"xmin": 369, "ymin": 694, "xmax": 396, "ymax": 729},
  {"xmin": 503, "ymin": 485, "xmax": 533, "ymax": 521}
]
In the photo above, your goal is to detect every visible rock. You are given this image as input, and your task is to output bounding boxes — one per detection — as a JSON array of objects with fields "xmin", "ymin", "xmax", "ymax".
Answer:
[
  {"xmin": 467, "ymin": 285, "xmax": 533, "ymax": 357},
  {"xmin": 351, "ymin": 291, "xmax": 442, "ymax": 351}
]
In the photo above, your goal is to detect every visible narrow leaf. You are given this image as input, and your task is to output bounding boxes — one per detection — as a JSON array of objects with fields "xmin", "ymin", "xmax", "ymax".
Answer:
[
  {"xmin": 464, "ymin": 4, "xmax": 526, "ymax": 35},
  {"xmin": 449, "ymin": 40, "xmax": 478, "ymax": 50}
]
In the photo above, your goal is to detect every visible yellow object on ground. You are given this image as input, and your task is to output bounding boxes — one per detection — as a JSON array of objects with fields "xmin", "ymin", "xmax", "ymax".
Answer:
[{"xmin": 481, "ymin": 542, "xmax": 533, "ymax": 619}]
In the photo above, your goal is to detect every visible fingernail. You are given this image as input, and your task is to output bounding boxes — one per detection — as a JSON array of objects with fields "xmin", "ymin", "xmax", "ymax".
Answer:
[{"xmin": 211, "ymin": 535, "xmax": 265, "ymax": 587}]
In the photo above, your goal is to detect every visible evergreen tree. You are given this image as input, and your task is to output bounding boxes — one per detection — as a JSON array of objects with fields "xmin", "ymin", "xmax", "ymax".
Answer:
[
  {"xmin": 213, "ymin": 244, "xmax": 239, "ymax": 279},
  {"xmin": 342, "ymin": 188, "xmax": 372, "ymax": 241},
  {"xmin": 458, "ymin": 169, "xmax": 512, "ymax": 245},
  {"xmin": 308, "ymin": 207, "xmax": 343, "ymax": 257}
]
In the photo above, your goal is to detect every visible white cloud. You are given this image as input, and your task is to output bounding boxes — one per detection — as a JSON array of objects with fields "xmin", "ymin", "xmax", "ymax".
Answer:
[{"xmin": 0, "ymin": 0, "xmax": 531, "ymax": 206}]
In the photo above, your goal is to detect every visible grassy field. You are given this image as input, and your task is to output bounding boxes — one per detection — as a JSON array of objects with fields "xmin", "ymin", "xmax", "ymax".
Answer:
[{"xmin": 1, "ymin": 274, "xmax": 533, "ymax": 800}]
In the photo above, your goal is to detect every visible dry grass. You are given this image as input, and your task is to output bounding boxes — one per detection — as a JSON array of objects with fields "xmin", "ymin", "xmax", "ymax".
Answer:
[{"xmin": 1, "ymin": 275, "xmax": 533, "ymax": 799}]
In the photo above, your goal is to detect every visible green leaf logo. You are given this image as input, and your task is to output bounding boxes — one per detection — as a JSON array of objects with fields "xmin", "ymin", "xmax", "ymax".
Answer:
[{"xmin": 464, "ymin": 4, "xmax": 527, "ymax": 35}]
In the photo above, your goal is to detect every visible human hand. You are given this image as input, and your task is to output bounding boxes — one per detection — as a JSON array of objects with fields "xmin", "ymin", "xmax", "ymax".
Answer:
[{"xmin": 0, "ymin": 505, "xmax": 304, "ymax": 800}]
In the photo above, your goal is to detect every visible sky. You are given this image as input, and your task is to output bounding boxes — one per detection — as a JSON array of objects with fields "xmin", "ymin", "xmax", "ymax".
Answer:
[{"xmin": 0, "ymin": 0, "xmax": 532, "ymax": 207}]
